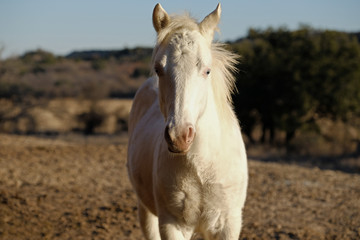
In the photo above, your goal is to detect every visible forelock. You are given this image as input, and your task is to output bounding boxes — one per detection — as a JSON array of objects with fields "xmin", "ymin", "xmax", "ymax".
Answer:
[{"xmin": 156, "ymin": 14, "xmax": 200, "ymax": 46}]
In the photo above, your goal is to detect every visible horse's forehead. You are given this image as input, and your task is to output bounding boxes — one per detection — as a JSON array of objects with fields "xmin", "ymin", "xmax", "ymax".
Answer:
[
  {"xmin": 154, "ymin": 29, "xmax": 211, "ymax": 70},
  {"xmin": 168, "ymin": 31, "xmax": 204, "ymax": 54},
  {"xmin": 163, "ymin": 30, "xmax": 211, "ymax": 66},
  {"xmin": 170, "ymin": 32, "xmax": 196, "ymax": 47}
]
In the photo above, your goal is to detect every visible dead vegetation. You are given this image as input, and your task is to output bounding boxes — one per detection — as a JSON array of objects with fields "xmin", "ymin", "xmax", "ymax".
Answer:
[{"xmin": 0, "ymin": 98, "xmax": 132, "ymax": 135}]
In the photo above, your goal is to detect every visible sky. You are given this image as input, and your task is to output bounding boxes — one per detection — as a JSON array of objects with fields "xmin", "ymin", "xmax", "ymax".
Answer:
[{"xmin": 1, "ymin": 0, "xmax": 359, "ymax": 59}]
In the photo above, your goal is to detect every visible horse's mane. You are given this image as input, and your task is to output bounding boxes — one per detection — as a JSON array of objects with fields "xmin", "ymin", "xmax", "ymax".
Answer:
[
  {"xmin": 211, "ymin": 43, "xmax": 238, "ymax": 106},
  {"xmin": 153, "ymin": 14, "xmax": 239, "ymax": 118}
]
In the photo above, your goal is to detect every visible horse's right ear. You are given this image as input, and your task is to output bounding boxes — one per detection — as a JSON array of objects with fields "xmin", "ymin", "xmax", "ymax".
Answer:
[{"xmin": 153, "ymin": 3, "xmax": 170, "ymax": 33}]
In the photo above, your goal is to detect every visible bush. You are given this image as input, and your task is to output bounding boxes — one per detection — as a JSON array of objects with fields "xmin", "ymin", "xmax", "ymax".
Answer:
[
  {"xmin": 232, "ymin": 27, "xmax": 360, "ymax": 144},
  {"xmin": 77, "ymin": 106, "xmax": 104, "ymax": 135}
]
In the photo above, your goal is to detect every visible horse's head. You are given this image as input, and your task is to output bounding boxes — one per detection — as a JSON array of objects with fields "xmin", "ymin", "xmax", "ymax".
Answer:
[{"xmin": 152, "ymin": 4, "xmax": 221, "ymax": 153}]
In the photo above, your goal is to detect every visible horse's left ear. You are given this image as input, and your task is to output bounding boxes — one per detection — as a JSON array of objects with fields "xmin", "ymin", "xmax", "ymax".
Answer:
[{"xmin": 199, "ymin": 3, "xmax": 221, "ymax": 43}]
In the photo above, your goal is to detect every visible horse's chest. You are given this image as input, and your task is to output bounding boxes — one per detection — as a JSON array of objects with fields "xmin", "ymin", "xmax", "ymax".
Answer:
[{"xmin": 156, "ymin": 158, "xmax": 226, "ymax": 226}]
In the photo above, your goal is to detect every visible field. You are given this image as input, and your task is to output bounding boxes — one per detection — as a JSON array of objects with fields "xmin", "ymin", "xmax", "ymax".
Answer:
[
  {"xmin": 1, "ymin": 133, "xmax": 359, "ymax": 240},
  {"xmin": 1, "ymin": 33, "xmax": 360, "ymax": 239}
]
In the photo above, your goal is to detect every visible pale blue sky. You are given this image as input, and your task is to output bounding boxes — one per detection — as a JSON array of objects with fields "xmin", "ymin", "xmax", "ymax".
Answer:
[{"xmin": 1, "ymin": 0, "xmax": 359, "ymax": 58}]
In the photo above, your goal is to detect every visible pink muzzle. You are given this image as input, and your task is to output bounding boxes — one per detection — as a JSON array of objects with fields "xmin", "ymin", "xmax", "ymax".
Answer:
[{"xmin": 164, "ymin": 123, "xmax": 196, "ymax": 153}]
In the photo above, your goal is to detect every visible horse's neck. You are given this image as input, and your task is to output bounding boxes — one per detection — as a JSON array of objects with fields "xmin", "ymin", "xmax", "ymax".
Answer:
[
  {"xmin": 196, "ymin": 85, "xmax": 239, "ymax": 149},
  {"xmin": 211, "ymin": 78, "xmax": 238, "ymax": 131},
  {"xmin": 189, "ymin": 86, "xmax": 243, "ymax": 180}
]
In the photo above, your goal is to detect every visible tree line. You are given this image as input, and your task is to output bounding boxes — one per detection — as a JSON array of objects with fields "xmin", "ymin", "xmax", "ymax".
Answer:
[{"xmin": 231, "ymin": 27, "xmax": 360, "ymax": 144}]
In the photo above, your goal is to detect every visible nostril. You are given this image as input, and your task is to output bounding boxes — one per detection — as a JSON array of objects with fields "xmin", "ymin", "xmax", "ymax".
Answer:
[
  {"xmin": 164, "ymin": 125, "xmax": 172, "ymax": 144},
  {"xmin": 185, "ymin": 125, "xmax": 195, "ymax": 143}
]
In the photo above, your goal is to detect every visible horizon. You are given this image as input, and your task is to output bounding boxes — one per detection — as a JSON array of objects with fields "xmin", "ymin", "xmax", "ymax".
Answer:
[
  {"xmin": 21, "ymin": 29, "xmax": 360, "ymax": 59},
  {"xmin": 1, "ymin": 0, "xmax": 360, "ymax": 59}
]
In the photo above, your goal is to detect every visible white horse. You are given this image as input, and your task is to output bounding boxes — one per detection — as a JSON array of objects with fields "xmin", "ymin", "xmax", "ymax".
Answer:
[{"xmin": 127, "ymin": 3, "xmax": 248, "ymax": 240}]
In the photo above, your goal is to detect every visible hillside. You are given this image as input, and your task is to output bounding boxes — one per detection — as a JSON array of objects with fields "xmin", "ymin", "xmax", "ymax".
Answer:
[
  {"xmin": 0, "ymin": 47, "xmax": 152, "ymax": 101},
  {"xmin": 66, "ymin": 47, "xmax": 153, "ymax": 62}
]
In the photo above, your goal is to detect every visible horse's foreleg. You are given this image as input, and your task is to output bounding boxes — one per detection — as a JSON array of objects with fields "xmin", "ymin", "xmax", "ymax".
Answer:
[
  {"xmin": 158, "ymin": 214, "xmax": 193, "ymax": 240},
  {"xmin": 138, "ymin": 202, "xmax": 161, "ymax": 240},
  {"xmin": 203, "ymin": 208, "xmax": 243, "ymax": 240},
  {"xmin": 217, "ymin": 214, "xmax": 243, "ymax": 240}
]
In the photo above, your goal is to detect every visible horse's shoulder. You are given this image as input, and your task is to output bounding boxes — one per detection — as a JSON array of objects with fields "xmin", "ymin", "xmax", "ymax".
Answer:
[
  {"xmin": 129, "ymin": 77, "xmax": 159, "ymax": 133},
  {"xmin": 134, "ymin": 76, "xmax": 159, "ymax": 104}
]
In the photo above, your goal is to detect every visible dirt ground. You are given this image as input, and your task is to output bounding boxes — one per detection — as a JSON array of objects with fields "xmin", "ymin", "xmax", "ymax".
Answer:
[{"xmin": 0, "ymin": 134, "xmax": 359, "ymax": 240}]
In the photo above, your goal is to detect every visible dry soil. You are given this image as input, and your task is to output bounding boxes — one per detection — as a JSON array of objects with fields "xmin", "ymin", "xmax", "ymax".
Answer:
[{"xmin": 0, "ymin": 134, "xmax": 359, "ymax": 240}]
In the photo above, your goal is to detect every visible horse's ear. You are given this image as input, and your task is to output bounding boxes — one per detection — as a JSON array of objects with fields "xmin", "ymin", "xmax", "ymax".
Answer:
[
  {"xmin": 153, "ymin": 3, "xmax": 170, "ymax": 33},
  {"xmin": 199, "ymin": 3, "xmax": 221, "ymax": 43}
]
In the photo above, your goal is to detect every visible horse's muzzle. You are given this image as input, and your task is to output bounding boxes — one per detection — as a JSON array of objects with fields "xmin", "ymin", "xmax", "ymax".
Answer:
[{"xmin": 164, "ymin": 124, "xmax": 195, "ymax": 153}]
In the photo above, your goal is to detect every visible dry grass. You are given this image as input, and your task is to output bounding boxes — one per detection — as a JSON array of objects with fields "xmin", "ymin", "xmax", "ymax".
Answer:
[{"xmin": 0, "ymin": 98, "xmax": 132, "ymax": 135}]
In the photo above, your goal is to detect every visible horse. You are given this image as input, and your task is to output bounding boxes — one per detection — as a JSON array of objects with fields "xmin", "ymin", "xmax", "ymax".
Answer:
[{"xmin": 127, "ymin": 3, "xmax": 248, "ymax": 239}]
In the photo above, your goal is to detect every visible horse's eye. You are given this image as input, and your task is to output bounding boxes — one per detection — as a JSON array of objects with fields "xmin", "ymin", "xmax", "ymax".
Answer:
[
  {"xmin": 202, "ymin": 68, "xmax": 211, "ymax": 78},
  {"xmin": 154, "ymin": 66, "xmax": 163, "ymax": 75}
]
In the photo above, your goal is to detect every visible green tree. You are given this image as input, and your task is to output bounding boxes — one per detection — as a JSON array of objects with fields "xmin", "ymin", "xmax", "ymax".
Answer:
[{"xmin": 232, "ymin": 27, "xmax": 360, "ymax": 144}]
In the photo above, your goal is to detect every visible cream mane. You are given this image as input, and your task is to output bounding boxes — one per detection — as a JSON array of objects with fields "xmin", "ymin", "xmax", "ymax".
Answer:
[{"xmin": 211, "ymin": 43, "xmax": 239, "ymax": 112}]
